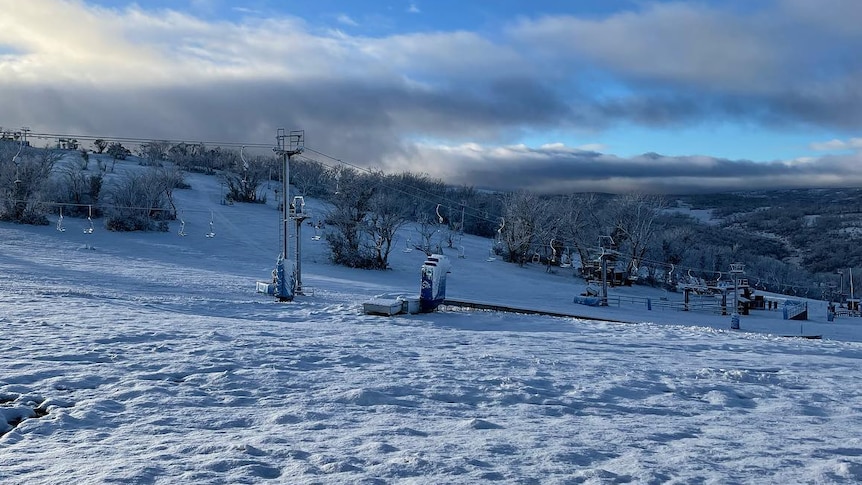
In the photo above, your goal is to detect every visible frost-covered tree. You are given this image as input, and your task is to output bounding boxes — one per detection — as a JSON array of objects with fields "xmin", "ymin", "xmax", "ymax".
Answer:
[
  {"xmin": 167, "ymin": 142, "xmax": 203, "ymax": 171},
  {"xmin": 49, "ymin": 165, "xmax": 102, "ymax": 218},
  {"xmin": 500, "ymin": 191, "xmax": 551, "ymax": 266},
  {"xmin": 325, "ymin": 167, "xmax": 378, "ymax": 268},
  {"xmin": 222, "ymin": 152, "xmax": 270, "ymax": 204},
  {"xmin": 93, "ymin": 139, "xmax": 108, "ymax": 154},
  {"xmin": 138, "ymin": 141, "xmax": 171, "ymax": 166},
  {"xmin": 102, "ymin": 167, "xmax": 181, "ymax": 231},
  {"xmin": 608, "ymin": 193, "xmax": 666, "ymax": 277},
  {"xmin": 365, "ymin": 174, "xmax": 412, "ymax": 268},
  {"xmin": 555, "ymin": 193, "xmax": 601, "ymax": 271},
  {"xmin": 291, "ymin": 158, "xmax": 328, "ymax": 197},
  {"xmin": 0, "ymin": 144, "xmax": 59, "ymax": 224},
  {"xmin": 106, "ymin": 143, "xmax": 131, "ymax": 170}
]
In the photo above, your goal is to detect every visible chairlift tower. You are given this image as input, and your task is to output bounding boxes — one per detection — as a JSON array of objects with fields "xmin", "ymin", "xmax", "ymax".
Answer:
[
  {"xmin": 272, "ymin": 128, "xmax": 304, "ymax": 301},
  {"xmin": 730, "ymin": 262, "xmax": 745, "ymax": 329}
]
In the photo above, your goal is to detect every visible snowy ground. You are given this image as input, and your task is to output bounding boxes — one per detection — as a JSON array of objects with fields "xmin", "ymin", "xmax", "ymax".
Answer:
[{"xmin": 2, "ymin": 170, "xmax": 862, "ymax": 484}]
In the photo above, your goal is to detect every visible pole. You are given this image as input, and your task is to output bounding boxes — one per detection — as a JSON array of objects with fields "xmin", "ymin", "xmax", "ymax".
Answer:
[
  {"xmin": 733, "ymin": 273, "xmax": 738, "ymax": 315},
  {"xmin": 282, "ymin": 152, "xmax": 290, "ymax": 261},
  {"xmin": 600, "ymin": 254, "xmax": 608, "ymax": 306},
  {"xmin": 729, "ymin": 262, "xmax": 744, "ymax": 329},
  {"xmin": 838, "ymin": 270, "xmax": 845, "ymax": 301},
  {"xmin": 295, "ymin": 217, "xmax": 303, "ymax": 293}
]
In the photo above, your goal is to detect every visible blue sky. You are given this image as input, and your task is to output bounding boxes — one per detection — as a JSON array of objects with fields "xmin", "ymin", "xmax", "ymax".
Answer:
[
  {"xmin": 1, "ymin": 0, "xmax": 862, "ymax": 193},
  {"xmin": 85, "ymin": 1, "xmax": 645, "ymax": 32}
]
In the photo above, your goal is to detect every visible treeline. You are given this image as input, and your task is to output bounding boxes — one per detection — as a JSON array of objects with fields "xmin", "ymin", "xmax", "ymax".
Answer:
[
  {"xmin": 0, "ymin": 141, "xmax": 187, "ymax": 231},
  {"xmin": 683, "ymin": 189, "xmax": 862, "ymax": 277},
  {"xmin": 2, "ymin": 140, "xmax": 858, "ymax": 299}
]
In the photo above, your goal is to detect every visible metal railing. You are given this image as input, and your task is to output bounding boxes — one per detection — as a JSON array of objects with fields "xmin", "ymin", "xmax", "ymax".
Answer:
[{"xmin": 604, "ymin": 295, "xmax": 725, "ymax": 314}]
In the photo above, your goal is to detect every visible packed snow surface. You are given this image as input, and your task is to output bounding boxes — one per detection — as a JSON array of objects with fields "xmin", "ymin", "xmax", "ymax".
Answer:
[{"xmin": 2, "ymin": 172, "xmax": 862, "ymax": 484}]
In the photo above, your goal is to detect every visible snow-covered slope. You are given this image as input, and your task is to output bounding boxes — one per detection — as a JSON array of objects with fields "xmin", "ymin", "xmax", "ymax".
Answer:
[{"xmin": 2, "ymin": 170, "xmax": 862, "ymax": 484}]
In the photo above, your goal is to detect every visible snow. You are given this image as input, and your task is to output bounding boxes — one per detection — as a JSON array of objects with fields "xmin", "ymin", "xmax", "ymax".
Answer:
[
  {"xmin": 664, "ymin": 202, "xmax": 720, "ymax": 225},
  {"xmin": 3, "ymin": 169, "xmax": 862, "ymax": 483}
]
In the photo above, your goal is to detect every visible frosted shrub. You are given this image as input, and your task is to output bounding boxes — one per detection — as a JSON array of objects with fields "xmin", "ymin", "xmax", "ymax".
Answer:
[
  {"xmin": 102, "ymin": 170, "xmax": 177, "ymax": 232},
  {"xmin": 0, "ymin": 144, "xmax": 59, "ymax": 225}
]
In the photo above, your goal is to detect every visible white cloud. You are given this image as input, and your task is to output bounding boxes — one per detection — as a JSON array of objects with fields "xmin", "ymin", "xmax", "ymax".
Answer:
[
  {"xmin": 337, "ymin": 14, "xmax": 358, "ymax": 27},
  {"xmin": 575, "ymin": 143, "xmax": 607, "ymax": 152},
  {"xmin": 189, "ymin": 0, "xmax": 216, "ymax": 14},
  {"xmin": 0, "ymin": 0, "xmax": 523, "ymax": 88},
  {"xmin": 507, "ymin": 2, "xmax": 862, "ymax": 97},
  {"xmin": 232, "ymin": 7, "xmax": 263, "ymax": 15},
  {"xmin": 809, "ymin": 137, "xmax": 862, "ymax": 151},
  {"xmin": 408, "ymin": 3, "xmax": 421, "ymax": 14},
  {"xmin": 0, "ymin": 2, "xmax": 382, "ymax": 86}
]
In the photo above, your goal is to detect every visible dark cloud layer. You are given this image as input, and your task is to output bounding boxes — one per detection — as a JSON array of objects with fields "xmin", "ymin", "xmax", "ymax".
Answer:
[
  {"xmin": 1, "ymin": 77, "xmax": 573, "ymax": 160},
  {"xmin": 424, "ymin": 145, "xmax": 862, "ymax": 195}
]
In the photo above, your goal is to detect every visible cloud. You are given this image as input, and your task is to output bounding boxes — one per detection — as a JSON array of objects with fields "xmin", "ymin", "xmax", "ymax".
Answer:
[
  {"xmin": 573, "ymin": 143, "xmax": 608, "ymax": 152},
  {"xmin": 408, "ymin": 3, "xmax": 421, "ymax": 14},
  {"xmin": 383, "ymin": 143, "xmax": 862, "ymax": 194},
  {"xmin": 779, "ymin": 0, "xmax": 862, "ymax": 38},
  {"xmin": 809, "ymin": 137, "xmax": 862, "ymax": 151},
  {"xmin": 336, "ymin": 14, "xmax": 359, "ymax": 27},
  {"xmin": 509, "ymin": 4, "xmax": 783, "ymax": 93},
  {"xmin": 189, "ymin": 0, "xmax": 217, "ymax": 14},
  {"xmin": 2, "ymin": 0, "xmax": 862, "ymax": 195},
  {"xmin": 232, "ymin": 6, "xmax": 263, "ymax": 15},
  {"xmin": 506, "ymin": 1, "xmax": 862, "ymax": 130}
]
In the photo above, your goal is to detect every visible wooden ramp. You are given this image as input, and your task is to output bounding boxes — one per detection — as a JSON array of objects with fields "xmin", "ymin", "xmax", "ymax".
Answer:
[{"xmin": 441, "ymin": 298, "xmax": 628, "ymax": 323}]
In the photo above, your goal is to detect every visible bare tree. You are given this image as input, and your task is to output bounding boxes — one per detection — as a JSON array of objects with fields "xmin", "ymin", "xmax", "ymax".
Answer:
[
  {"xmin": 552, "ymin": 193, "xmax": 605, "ymax": 273},
  {"xmin": 50, "ymin": 165, "xmax": 102, "ymax": 217},
  {"xmin": 138, "ymin": 140, "xmax": 171, "ymax": 166},
  {"xmin": 167, "ymin": 142, "xmax": 204, "ymax": 171},
  {"xmin": 325, "ymin": 167, "xmax": 378, "ymax": 268},
  {"xmin": 199, "ymin": 146, "xmax": 239, "ymax": 174},
  {"xmin": 106, "ymin": 142, "xmax": 131, "ymax": 171},
  {"xmin": 291, "ymin": 158, "xmax": 328, "ymax": 197},
  {"xmin": 0, "ymin": 145, "xmax": 59, "ymax": 224},
  {"xmin": 609, "ymin": 194, "xmax": 666, "ymax": 277},
  {"xmin": 414, "ymin": 213, "xmax": 443, "ymax": 256},
  {"xmin": 102, "ymin": 167, "xmax": 180, "ymax": 231},
  {"xmin": 365, "ymin": 175, "xmax": 412, "ymax": 268},
  {"xmin": 500, "ymin": 191, "xmax": 551, "ymax": 266},
  {"xmin": 222, "ymin": 153, "xmax": 270, "ymax": 204},
  {"xmin": 93, "ymin": 139, "xmax": 108, "ymax": 154},
  {"xmin": 156, "ymin": 166, "xmax": 185, "ymax": 218}
]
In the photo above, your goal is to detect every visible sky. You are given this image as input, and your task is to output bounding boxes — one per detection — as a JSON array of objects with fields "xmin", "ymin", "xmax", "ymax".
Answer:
[{"xmin": 2, "ymin": 0, "xmax": 862, "ymax": 193}]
